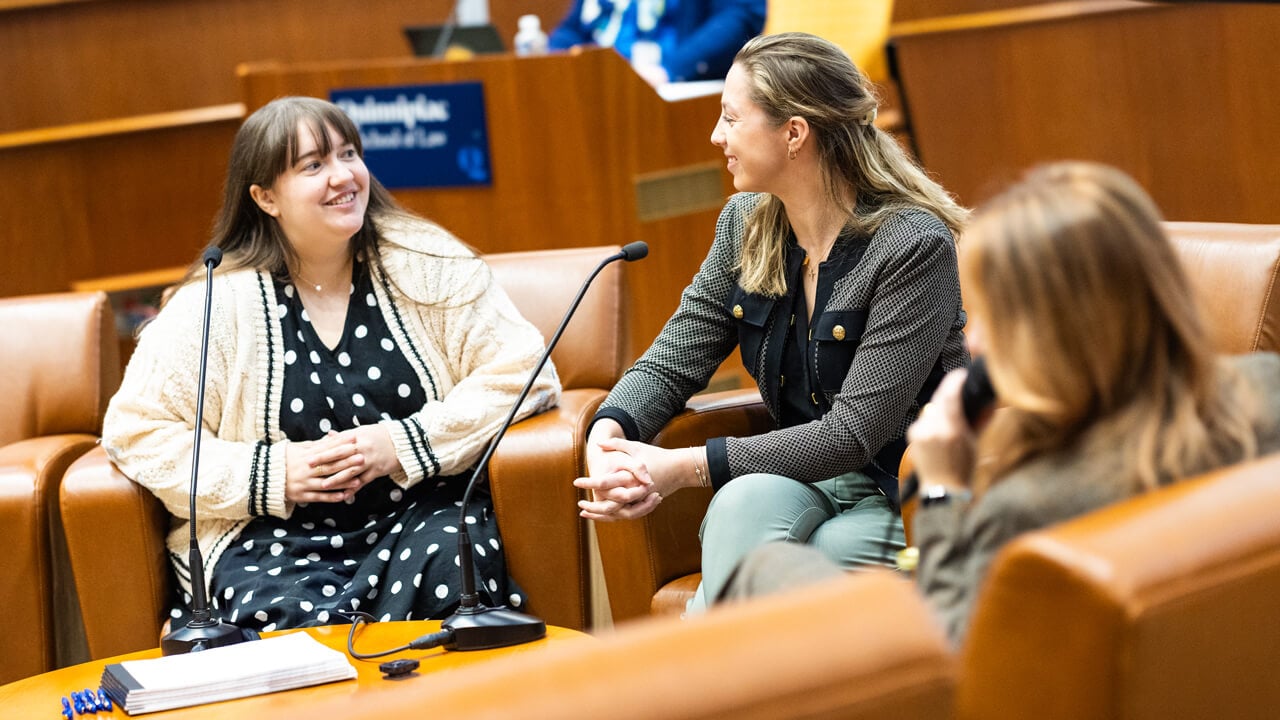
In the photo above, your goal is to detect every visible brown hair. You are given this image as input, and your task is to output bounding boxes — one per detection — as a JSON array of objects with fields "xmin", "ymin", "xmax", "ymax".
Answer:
[
  {"xmin": 963, "ymin": 161, "xmax": 1257, "ymax": 492},
  {"xmin": 168, "ymin": 96, "xmax": 448, "ymax": 299},
  {"xmin": 732, "ymin": 32, "xmax": 968, "ymax": 296}
]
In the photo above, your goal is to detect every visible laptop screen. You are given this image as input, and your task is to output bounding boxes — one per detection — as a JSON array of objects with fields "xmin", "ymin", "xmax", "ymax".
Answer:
[{"xmin": 404, "ymin": 24, "xmax": 505, "ymax": 58}]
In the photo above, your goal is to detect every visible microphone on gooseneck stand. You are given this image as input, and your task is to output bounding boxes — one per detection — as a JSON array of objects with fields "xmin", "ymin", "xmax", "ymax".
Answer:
[
  {"xmin": 440, "ymin": 241, "xmax": 649, "ymax": 651},
  {"xmin": 161, "ymin": 247, "xmax": 260, "ymax": 655}
]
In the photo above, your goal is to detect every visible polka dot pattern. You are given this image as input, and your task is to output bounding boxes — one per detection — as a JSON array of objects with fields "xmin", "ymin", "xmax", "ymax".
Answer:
[{"xmin": 168, "ymin": 260, "xmax": 524, "ymax": 633}]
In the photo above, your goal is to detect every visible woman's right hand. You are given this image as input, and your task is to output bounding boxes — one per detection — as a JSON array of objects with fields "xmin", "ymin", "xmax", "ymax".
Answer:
[
  {"xmin": 284, "ymin": 433, "xmax": 367, "ymax": 504},
  {"xmin": 577, "ymin": 420, "xmax": 661, "ymax": 521}
]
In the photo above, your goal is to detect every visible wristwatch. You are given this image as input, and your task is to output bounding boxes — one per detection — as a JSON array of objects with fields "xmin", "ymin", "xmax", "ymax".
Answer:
[{"xmin": 920, "ymin": 484, "xmax": 972, "ymax": 507}]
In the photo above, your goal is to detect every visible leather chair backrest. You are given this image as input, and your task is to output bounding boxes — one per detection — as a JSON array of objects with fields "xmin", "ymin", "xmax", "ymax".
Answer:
[
  {"xmin": 958, "ymin": 452, "xmax": 1280, "ymax": 720},
  {"xmin": 1165, "ymin": 221, "xmax": 1280, "ymax": 354},
  {"xmin": 483, "ymin": 246, "xmax": 627, "ymax": 391},
  {"xmin": 0, "ymin": 292, "xmax": 120, "ymax": 445}
]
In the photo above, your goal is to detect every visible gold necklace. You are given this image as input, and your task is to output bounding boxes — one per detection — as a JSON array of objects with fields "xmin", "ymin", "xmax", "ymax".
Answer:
[
  {"xmin": 804, "ymin": 241, "xmax": 836, "ymax": 280},
  {"xmin": 292, "ymin": 272, "xmax": 324, "ymax": 293}
]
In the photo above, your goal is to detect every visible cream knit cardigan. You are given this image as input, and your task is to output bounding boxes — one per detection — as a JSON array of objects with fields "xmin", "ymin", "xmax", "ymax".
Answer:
[{"xmin": 102, "ymin": 217, "xmax": 560, "ymax": 599}]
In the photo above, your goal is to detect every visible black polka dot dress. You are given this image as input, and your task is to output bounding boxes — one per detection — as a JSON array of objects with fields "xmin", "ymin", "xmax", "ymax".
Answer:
[{"xmin": 168, "ymin": 259, "xmax": 525, "ymax": 632}]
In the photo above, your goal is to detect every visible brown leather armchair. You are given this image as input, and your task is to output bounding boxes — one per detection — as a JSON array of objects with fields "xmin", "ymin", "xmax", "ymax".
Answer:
[
  {"xmin": 593, "ymin": 388, "xmax": 772, "ymax": 621},
  {"xmin": 59, "ymin": 246, "xmax": 628, "ymax": 661},
  {"xmin": 348, "ymin": 570, "xmax": 955, "ymax": 720},
  {"xmin": 0, "ymin": 292, "xmax": 120, "ymax": 683},
  {"xmin": 957, "ymin": 450, "xmax": 1280, "ymax": 720},
  {"xmin": 597, "ymin": 221, "xmax": 1280, "ymax": 624},
  {"xmin": 1165, "ymin": 221, "xmax": 1280, "ymax": 353}
]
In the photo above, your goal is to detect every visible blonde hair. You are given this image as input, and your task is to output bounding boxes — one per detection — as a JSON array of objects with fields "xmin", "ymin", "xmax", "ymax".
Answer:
[
  {"xmin": 963, "ymin": 161, "xmax": 1257, "ymax": 492},
  {"xmin": 732, "ymin": 32, "xmax": 968, "ymax": 296}
]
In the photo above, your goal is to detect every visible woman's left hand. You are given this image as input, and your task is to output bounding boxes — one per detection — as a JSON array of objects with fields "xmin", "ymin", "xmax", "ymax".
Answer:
[{"xmin": 906, "ymin": 368, "xmax": 977, "ymax": 489}]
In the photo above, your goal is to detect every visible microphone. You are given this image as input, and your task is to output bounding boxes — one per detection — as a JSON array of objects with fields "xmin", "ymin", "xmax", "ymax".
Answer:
[
  {"xmin": 897, "ymin": 356, "xmax": 995, "ymax": 508},
  {"xmin": 439, "ymin": 241, "xmax": 649, "ymax": 651},
  {"xmin": 161, "ymin": 247, "xmax": 260, "ymax": 655}
]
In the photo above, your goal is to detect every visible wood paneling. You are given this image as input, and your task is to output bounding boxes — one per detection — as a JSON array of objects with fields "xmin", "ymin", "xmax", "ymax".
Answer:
[
  {"xmin": 0, "ymin": 0, "xmax": 568, "ymax": 132},
  {"xmin": 890, "ymin": 2, "xmax": 1280, "ymax": 223},
  {"xmin": 0, "ymin": 0, "xmax": 570, "ymax": 296},
  {"xmin": 0, "ymin": 0, "xmax": 749, "ymax": 380},
  {"xmin": 0, "ymin": 118, "xmax": 236, "ymax": 297}
]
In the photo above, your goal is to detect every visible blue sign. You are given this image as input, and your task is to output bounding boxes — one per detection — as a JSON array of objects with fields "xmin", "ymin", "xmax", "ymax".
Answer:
[{"xmin": 330, "ymin": 82, "xmax": 492, "ymax": 190}]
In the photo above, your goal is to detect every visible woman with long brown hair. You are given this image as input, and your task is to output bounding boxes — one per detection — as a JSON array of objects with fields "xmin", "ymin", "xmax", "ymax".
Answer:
[{"xmin": 725, "ymin": 161, "xmax": 1280, "ymax": 644}]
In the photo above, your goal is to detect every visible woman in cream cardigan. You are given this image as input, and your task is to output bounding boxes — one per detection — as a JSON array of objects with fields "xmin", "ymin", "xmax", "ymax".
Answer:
[{"xmin": 103, "ymin": 97, "xmax": 559, "ymax": 632}]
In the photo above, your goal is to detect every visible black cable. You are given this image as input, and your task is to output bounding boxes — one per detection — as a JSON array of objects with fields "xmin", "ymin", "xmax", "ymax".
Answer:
[{"xmin": 338, "ymin": 611, "xmax": 454, "ymax": 660}]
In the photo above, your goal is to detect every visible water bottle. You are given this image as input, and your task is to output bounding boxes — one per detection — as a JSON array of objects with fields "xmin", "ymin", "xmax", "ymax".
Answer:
[{"xmin": 514, "ymin": 14, "xmax": 548, "ymax": 57}]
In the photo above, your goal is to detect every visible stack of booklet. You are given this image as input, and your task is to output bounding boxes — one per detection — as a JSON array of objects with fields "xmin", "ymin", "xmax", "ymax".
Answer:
[{"xmin": 100, "ymin": 632, "xmax": 357, "ymax": 715}]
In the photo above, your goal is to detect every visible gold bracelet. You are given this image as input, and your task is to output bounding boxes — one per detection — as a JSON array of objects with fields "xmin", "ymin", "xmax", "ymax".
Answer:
[{"xmin": 689, "ymin": 446, "xmax": 709, "ymax": 488}]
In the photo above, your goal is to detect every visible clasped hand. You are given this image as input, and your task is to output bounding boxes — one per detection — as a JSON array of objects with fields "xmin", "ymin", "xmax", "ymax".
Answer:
[
  {"xmin": 574, "ymin": 437, "xmax": 686, "ymax": 521},
  {"xmin": 284, "ymin": 425, "xmax": 401, "ymax": 504}
]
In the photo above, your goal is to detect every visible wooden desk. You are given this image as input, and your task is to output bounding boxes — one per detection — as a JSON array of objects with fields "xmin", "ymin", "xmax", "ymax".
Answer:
[{"xmin": 0, "ymin": 621, "xmax": 588, "ymax": 718}]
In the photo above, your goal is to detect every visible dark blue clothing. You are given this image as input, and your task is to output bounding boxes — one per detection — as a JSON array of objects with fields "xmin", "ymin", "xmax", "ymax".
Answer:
[{"xmin": 548, "ymin": 0, "xmax": 766, "ymax": 82}]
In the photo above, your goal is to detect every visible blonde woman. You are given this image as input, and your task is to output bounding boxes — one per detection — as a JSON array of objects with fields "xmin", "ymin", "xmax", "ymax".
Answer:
[
  {"xmin": 727, "ymin": 162, "xmax": 1280, "ymax": 645},
  {"xmin": 575, "ymin": 32, "xmax": 969, "ymax": 611}
]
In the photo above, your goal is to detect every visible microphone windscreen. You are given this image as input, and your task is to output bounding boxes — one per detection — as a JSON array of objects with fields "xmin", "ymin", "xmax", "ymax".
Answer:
[
  {"xmin": 202, "ymin": 247, "xmax": 224, "ymax": 269},
  {"xmin": 620, "ymin": 241, "xmax": 649, "ymax": 262}
]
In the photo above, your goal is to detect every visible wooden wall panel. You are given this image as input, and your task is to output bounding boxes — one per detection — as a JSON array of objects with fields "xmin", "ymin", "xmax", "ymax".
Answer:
[
  {"xmin": 891, "ymin": 2, "xmax": 1280, "ymax": 223},
  {"xmin": 0, "ymin": 120, "xmax": 235, "ymax": 297},
  {"xmin": 894, "ymin": 0, "xmax": 1099, "ymax": 23},
  {"xmin": 0, "ymin": 0, "xmax": 569, "ymax": 132}
]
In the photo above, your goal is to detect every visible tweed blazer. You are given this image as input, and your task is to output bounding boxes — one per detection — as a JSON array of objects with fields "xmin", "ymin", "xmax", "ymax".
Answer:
[{"xmin": 596, "ymin": 192, "xmax": 967, "ymax": 499}]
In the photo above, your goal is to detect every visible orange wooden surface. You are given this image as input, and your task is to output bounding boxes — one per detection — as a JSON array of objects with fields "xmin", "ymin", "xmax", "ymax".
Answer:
[
  {"xmin": 0, "ymin": 621, "xmax": 588, "ymax": 718},
  {"xmin": 890, "ymin": 2, "xmax": 1280, "ymax": 223}
]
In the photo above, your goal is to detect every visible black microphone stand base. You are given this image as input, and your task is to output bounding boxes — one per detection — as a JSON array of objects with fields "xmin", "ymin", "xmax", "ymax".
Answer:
[
  {"xmin": 441, "ymin": 603, "xmax": 546, "ymax": 651},
  {"xmin": 161, "ymin": 619, "xmax": 260, "ymax": 656}
]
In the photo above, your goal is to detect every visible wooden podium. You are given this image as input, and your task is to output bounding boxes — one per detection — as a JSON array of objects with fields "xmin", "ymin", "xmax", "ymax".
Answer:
[{"xmin": 236, "ymin": 48, "xmax": 735, "ymax": 370}]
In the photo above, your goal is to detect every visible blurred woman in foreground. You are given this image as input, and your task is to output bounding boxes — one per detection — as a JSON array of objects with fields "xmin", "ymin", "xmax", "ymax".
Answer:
[{"xmin": 725, "ymin": 161, "xmax": 1280, "ymax": 645}]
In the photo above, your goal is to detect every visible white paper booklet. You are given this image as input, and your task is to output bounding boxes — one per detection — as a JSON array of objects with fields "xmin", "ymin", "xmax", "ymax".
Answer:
[{"xmin": 100, "ymin": 632, "xmax": 357, "ymax": 715}]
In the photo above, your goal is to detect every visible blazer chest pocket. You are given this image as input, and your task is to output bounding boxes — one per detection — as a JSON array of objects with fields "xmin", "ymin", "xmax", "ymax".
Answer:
[
  {"xmin": 727, "ymin": 288, "xmax": 774, "ymax": 372},
  {"xmin": 812, "ymin": 309, "xmax": 868, "ymax": 393}
]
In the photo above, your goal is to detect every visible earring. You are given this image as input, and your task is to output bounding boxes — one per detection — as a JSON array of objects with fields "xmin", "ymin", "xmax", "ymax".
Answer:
[{"xmin": 788, "ymin": 147, "xmax": 798, "ymax": 160}]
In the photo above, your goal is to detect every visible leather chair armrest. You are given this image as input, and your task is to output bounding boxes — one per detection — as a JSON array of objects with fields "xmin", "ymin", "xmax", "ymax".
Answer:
[
  {"xmin": 488, "ymin": 388, "xmax": 608, "ymax": 631},
  {"xmin": 594, "ymin": 388, "xmax": 772, "ymax": 623},
  {"xmin": 376, "ymin": 571, "xmax": 955, "ymax": 719},
  {"xmin": 60, "ymin": 445, "xmax": 170, "ymax": 660},
  {"xmin": 0, "ymin": 434, "xmax": 98, "ymax": 682},
  {"xmin": 958, "ymin": 452, "xmax": 1280, "ymax": 720}
]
